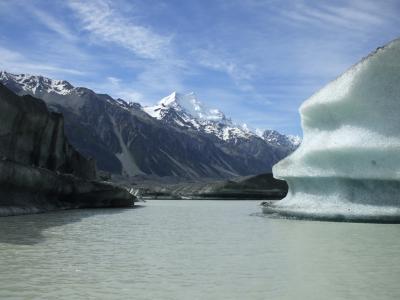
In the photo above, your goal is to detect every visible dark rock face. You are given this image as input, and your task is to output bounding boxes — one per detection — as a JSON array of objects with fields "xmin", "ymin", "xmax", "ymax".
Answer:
[
  {"xmin": 0, "ymin": 84, "xmax": 96, "ymax": 180},
  {"xmin": 0, "ymin": 83, "xmax": 135, "ymax": 216}
]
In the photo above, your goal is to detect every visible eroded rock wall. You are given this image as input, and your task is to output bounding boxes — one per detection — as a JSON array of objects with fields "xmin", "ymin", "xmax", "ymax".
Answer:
[
  {"xmin": 0, "ymin": 83, "xmax": 134, "ymax": 216},
  {"xmin": 0, "ymin": 83, "xmax": 96, "ymax": 180}
]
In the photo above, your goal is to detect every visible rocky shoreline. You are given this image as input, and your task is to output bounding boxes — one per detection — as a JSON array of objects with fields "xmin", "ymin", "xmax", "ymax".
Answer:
[{"xmin": 127, "ymin": 173, "xmax": 288, "ymax": 200}]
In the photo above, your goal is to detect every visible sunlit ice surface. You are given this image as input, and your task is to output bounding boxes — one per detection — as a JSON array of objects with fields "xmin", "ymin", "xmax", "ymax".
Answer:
[{"xmin": 266, "ymin": 39, "xmax": 400, "ymax": 223}]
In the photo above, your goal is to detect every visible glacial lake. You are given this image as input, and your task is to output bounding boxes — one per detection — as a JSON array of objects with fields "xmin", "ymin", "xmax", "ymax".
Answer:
[{"xmin": 1, "ymin": 200, "xmax": 400, "ymax": 300}]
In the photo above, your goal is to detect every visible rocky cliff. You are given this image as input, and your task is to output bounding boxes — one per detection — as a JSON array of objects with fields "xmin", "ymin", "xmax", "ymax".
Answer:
[{"xmin": 0, "ymin": 83, "xmax": 135, "ymax": 216}]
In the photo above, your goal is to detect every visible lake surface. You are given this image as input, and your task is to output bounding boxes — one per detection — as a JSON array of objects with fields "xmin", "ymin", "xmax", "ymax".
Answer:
[{"xmin": 1, "ymin": 200, "xmax": 400, "ymax": 300}]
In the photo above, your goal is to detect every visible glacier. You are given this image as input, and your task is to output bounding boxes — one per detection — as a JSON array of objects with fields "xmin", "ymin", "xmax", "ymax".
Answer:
[{"xmin": 263, "ymin": 38, "xmax": 400, "ymax": 222}]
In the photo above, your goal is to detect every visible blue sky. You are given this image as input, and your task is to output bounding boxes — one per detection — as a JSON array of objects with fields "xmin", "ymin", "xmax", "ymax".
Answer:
[{"xmin": 0, "ymin": 0, "xmax": 399, "ymax": 135}]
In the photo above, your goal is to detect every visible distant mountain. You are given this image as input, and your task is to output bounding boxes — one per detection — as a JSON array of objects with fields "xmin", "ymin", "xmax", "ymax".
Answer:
[
  {"xmin": 0, "ymin": 71, "xmax": 299, "ymax": 179},
  {"xmin": 262, "ymin": 129, "xmax": 301, "ymax": 152},
  {"xmin": 143, "ymin": 92, "xmax": 255, "ymax": 142},
  {"xmin": 144, "ymin": 92, "xmax": 301, "ymax": 148}
]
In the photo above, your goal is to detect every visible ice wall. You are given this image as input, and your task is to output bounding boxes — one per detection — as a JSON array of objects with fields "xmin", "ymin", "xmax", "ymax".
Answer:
[{"xmin": 264, "ymin": 39, "xmax": 400, "ymax": 222}]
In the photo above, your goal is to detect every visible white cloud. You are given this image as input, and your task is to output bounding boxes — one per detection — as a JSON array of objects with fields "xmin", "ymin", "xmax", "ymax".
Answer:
[
  {"xmin": 193, "ymin": 48, "xmax": 255, "ymax": 92},
  {"xmin": 281, "ymin": 0, "xmax": 394, "ymax": 34},
  {"xmin": 107, "ymin": 76, "xmax": 121, "ymax": 85},
  {"xmin": 68, "ymin": 0, "xmax": 172, "ymax": 60},
  {"xmin": 30, "ymin": 7, "xmax": 77, "ymax": 41}
]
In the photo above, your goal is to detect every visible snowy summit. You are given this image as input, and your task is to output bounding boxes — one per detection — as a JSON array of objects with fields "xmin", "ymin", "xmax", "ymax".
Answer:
[
  {"xmin": 144, "ymin": 92, "xmax": 227, "ymax": 123},
  {"xmin": 144, "ymin": 92, "xmax": 273, "ymax": 143},
  {"xmin": 0, "ymin": 71, "xmax": 73, "ymax": 96}
]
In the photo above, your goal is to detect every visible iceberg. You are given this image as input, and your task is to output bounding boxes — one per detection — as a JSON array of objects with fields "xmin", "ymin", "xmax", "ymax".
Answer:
[{"xmin": 263, "ymin": 38, "xmax": 400, "ymax": 222}]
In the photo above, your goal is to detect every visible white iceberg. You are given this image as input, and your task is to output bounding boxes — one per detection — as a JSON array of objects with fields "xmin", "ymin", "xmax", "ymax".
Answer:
[{"xmin": 263, "ymin": 38, "xmax": 400, "ymax": 222}]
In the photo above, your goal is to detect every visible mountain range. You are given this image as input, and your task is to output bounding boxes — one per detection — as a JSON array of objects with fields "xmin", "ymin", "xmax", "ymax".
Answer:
[{"xmin": 0, "ymin": 71, "xmax": 300, "ymax": 179}]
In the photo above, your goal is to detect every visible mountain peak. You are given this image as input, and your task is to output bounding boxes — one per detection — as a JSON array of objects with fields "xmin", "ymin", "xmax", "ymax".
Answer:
[
  {"xmin": 146, "ymin": 91, "xmax": 227, "ymax": 123},
  {"xmin": 143, "ymin": 91, "xmax": 301, "ymax": 145},
  {"xmin": 0, "ymin": 71, "xmax": 74, "ymax": 96},
  {"xmin": 263, "ymin": 129, "xmax": 301, "ymax": 149},
  {"xmin": 158, "ymin": 91, "xmax": 181, "ymax": 107}
]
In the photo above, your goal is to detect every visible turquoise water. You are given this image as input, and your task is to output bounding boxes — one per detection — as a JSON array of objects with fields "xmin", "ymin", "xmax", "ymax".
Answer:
[{"xmin": 1, "ymin": 200, "xmax": 400, "ymax": 299}]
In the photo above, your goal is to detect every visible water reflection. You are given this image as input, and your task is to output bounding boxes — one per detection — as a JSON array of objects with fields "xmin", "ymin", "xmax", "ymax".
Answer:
[{"xmin": 0, "ymin": 207, "xmax": 141, "ymax": 245}]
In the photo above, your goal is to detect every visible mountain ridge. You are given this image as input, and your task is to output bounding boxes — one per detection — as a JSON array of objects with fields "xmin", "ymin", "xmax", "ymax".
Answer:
[
  {"xmin": 143, "ymin": 90, "xmax": 301, "ymax": 147},
  {"xmin": 0, "ymin": 71, "xmax": 299, "ymax": 179}
]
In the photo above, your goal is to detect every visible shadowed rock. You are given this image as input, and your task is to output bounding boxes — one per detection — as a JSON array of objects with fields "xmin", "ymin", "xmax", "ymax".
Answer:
[{"xmin": 0, "ymin": 83, "xmax": 135, "ymax": 216}]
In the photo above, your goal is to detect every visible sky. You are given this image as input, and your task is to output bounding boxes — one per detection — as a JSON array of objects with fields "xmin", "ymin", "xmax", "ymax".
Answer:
[{"xmin": 0, "ymin": 0, "xmax": 399, "ymax": 135}]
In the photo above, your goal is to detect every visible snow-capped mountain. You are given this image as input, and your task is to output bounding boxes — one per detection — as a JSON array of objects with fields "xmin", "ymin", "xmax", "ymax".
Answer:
[
  {"xmin": 144, "ymin": 91, "xmax": 301, "ymax": 148},
  {"xmin": 0, "ymin": 71, "xmax": 90, "ymax": 111},
  {"xmin": 0, "ymin": 71, "xmax": 143, "ymax": 112},
  {"xmin": 144, "ymin": 92, "xmax": 227, "ymax": 122},
  {"xmin": 144, "ymin": 92, "xmax": 283, "ymax": 143},
  {"xmin": 0, "ymin": 71, "xmax": 298, "ymax": 179},
  {"xmin": 0, "ymin": 71, "xmax": 74, "ymax": 96},
  {"xmin": 262, "ymin": 130, "xmax": 301, "ymax": 151}
]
